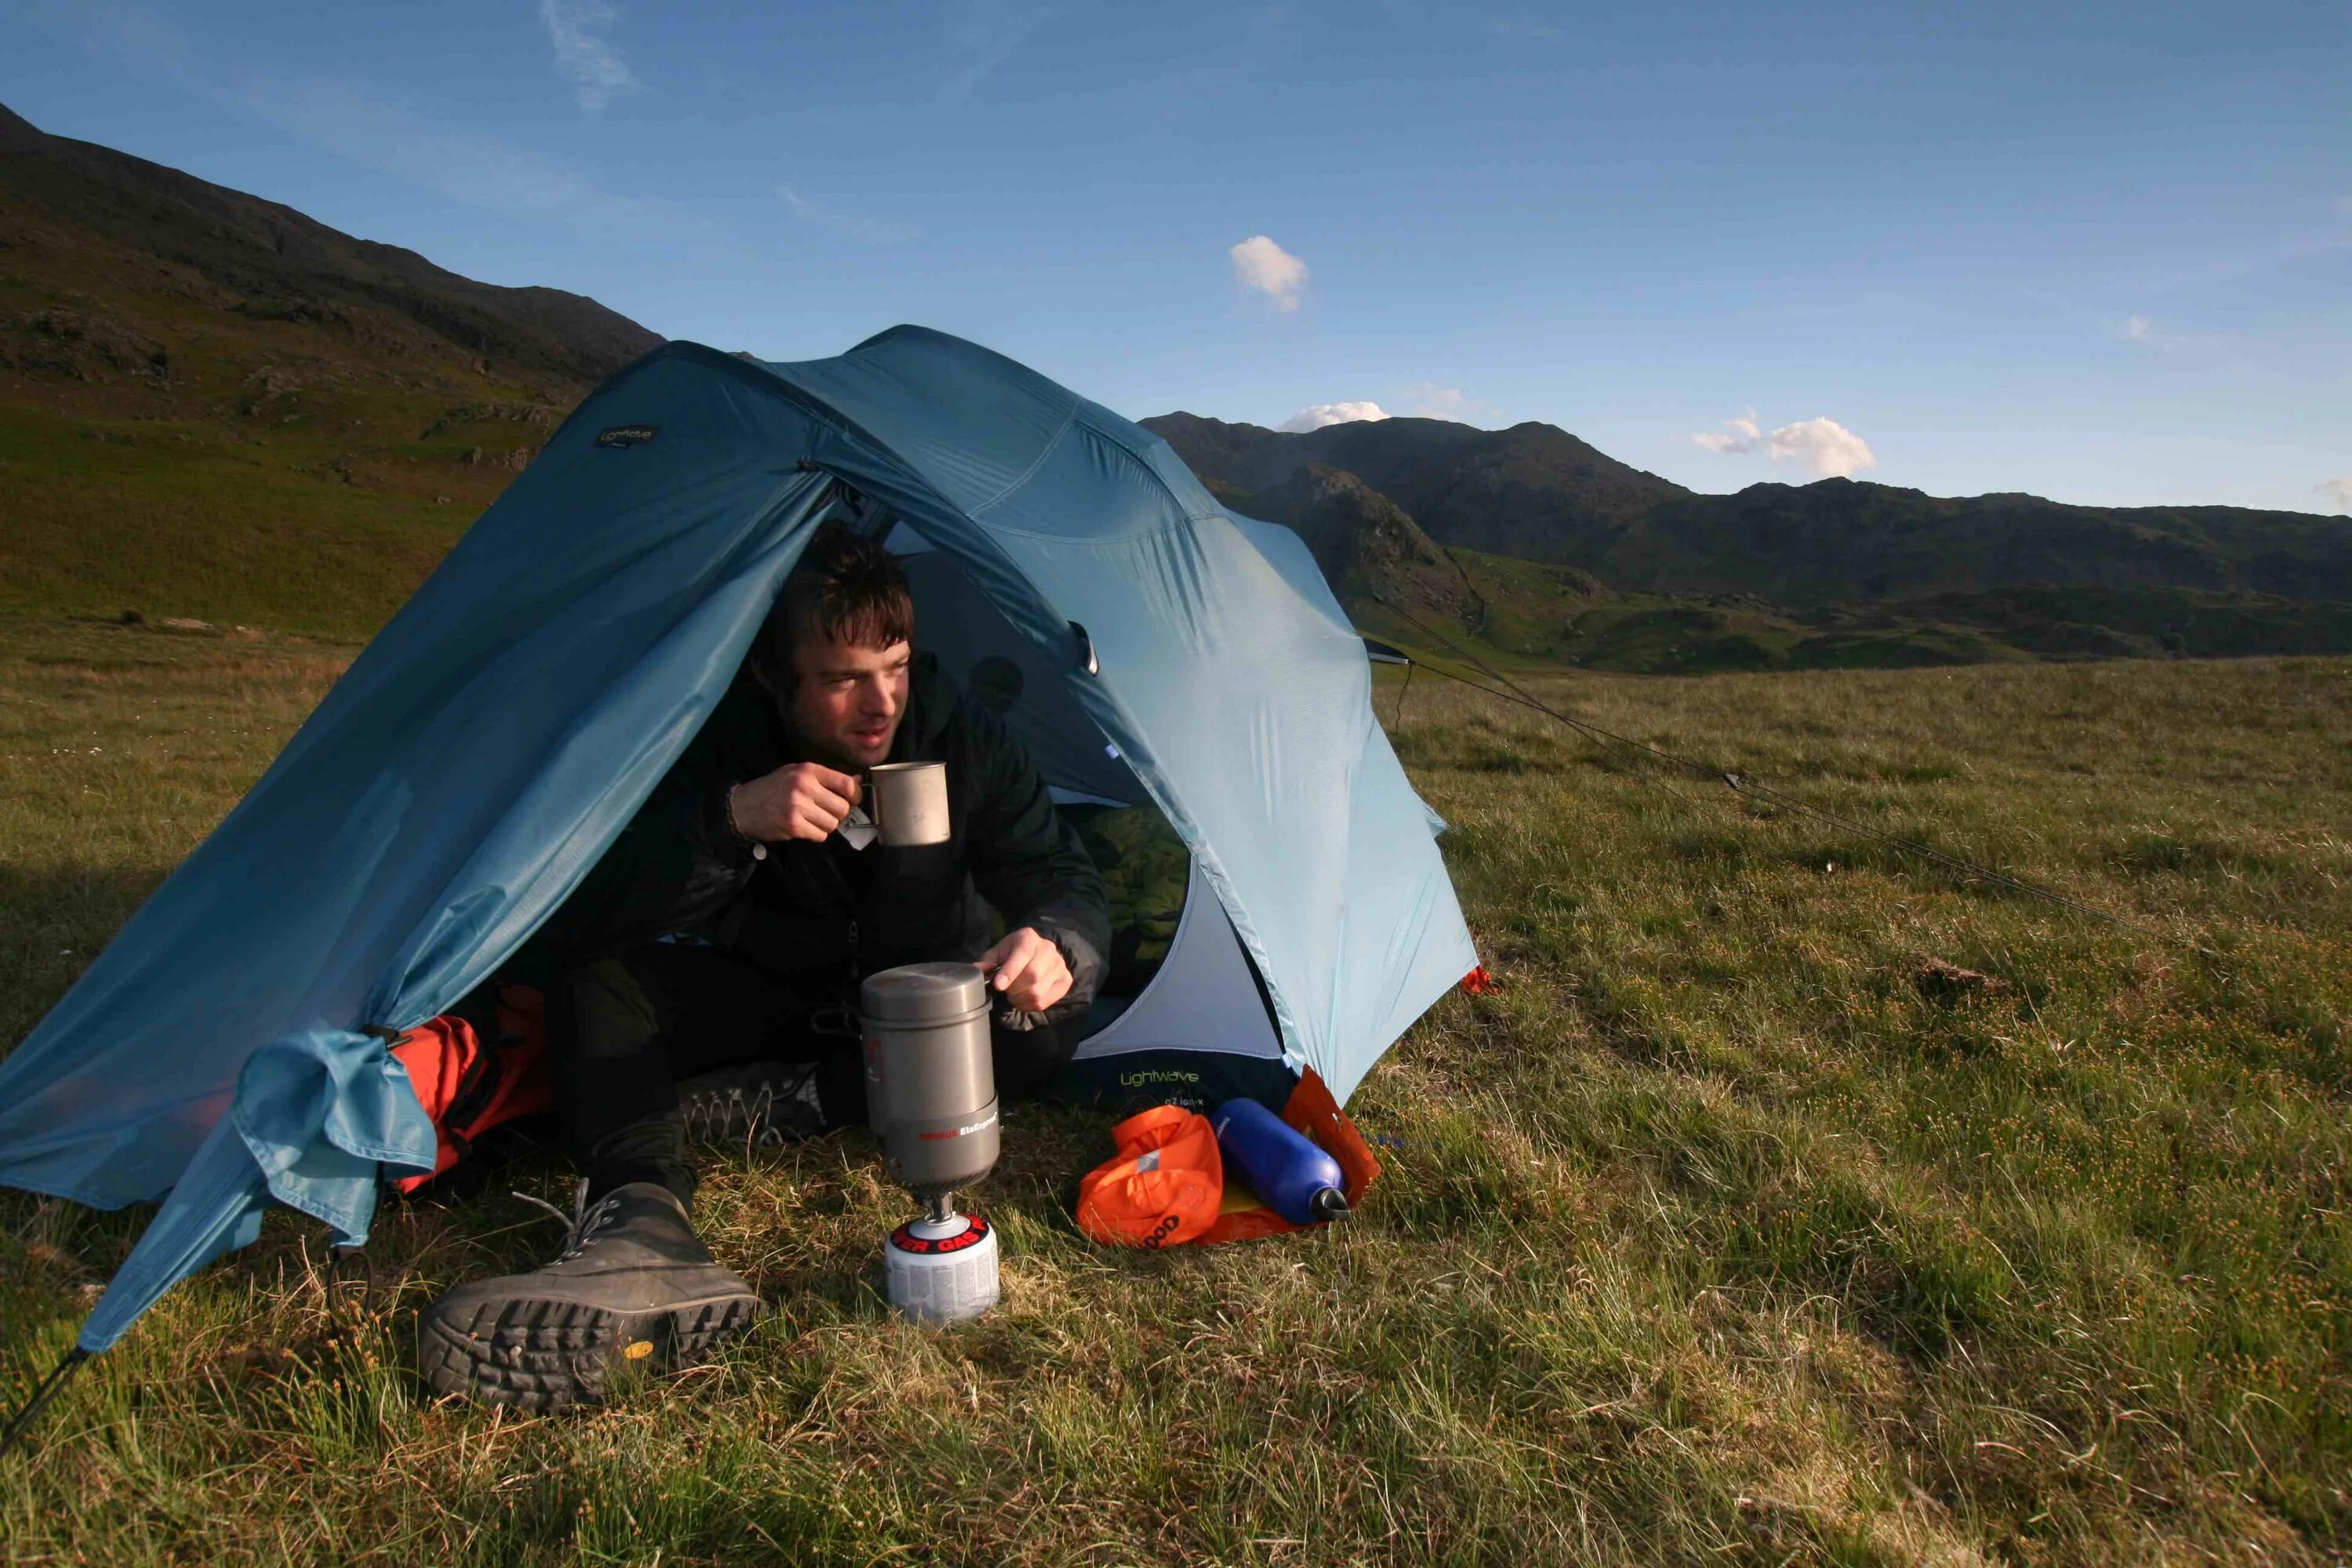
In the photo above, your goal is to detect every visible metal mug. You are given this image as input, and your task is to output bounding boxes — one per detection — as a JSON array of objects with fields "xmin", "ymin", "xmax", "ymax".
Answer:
[{"xmin": 866, "ymin": 760, "xmax": 949, "ymax": 847}]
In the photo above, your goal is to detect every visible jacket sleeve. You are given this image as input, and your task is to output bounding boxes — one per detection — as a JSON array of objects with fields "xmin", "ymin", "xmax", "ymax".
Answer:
[
  {"xmin": 956, "ymin": 693, "xmax": 1112, "ymax": 1011},
  {"xmin": 517, "ymin": 685, "xmax": 766, "ymax": 967}
]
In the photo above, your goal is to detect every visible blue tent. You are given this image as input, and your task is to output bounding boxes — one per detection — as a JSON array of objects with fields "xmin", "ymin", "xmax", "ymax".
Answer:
[{"xmin": 0, "ymin": 328, "xmax": 1476, "ymax": 1357}]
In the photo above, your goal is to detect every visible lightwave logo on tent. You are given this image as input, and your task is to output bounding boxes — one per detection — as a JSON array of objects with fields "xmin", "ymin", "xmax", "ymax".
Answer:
[
  {"xmin": 593, "ymin": 424, "xmax": 659, "ymax": 448},
  {"xmin": 1119, "ymin": 1069, "xmax": 1200, "ymax": 1089}
]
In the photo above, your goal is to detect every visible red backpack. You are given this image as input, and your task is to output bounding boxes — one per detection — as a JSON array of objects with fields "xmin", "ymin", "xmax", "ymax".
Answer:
[{"xmin": 387, "ymin": 985, "xmax": 556, "ymax": 1194}]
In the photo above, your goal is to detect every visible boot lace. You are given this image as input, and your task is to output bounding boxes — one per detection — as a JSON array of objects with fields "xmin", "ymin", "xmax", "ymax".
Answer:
[
  {"xmin": 682, "ymin": 1080, "xmax": 778, "ymax": 1145},
  {"xmin": 680, "ymin": 1064, "xmax": 821, "ymax": 1147},
  {"xmin": 513, "ymin": 1179, "xmax": 626, "ymax": 1262}
]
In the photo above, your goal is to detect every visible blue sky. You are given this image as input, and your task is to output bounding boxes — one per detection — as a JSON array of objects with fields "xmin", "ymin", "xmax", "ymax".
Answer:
[{"xmin": 9, "ymin": 1, "xmax": 2348, "ymax": 512}]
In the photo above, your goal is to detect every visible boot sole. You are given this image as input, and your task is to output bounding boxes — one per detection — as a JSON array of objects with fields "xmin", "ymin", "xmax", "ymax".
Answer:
[{"xmin": 418, "ymin": 1289, "xmax": 765, "ymax": 1412}]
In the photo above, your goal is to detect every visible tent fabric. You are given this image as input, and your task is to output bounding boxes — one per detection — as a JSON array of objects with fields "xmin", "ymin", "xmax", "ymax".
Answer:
[
  {"xmin": 1073, "ymin": 855, "xmax": 1283, "ymax": 1064},
  {"xmin": 0, "ymin": 325, "xmax": 1475, "ymax": 1355}
]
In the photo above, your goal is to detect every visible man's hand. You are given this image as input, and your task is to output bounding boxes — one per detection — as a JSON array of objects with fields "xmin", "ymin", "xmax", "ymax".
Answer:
[
  {"xmin": 978, "ymin": 927, "xmax": 1073, "ymax": 1013},
  {"xmin": 728, "ymin": 764, "xmax": 862, "ymax": 844}
]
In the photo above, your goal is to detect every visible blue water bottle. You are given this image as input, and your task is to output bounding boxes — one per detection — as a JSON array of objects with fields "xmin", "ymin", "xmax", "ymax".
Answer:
[{"xmin": 1212, "ymin": 1098, "xmax": 1352, "ymax": 1225}]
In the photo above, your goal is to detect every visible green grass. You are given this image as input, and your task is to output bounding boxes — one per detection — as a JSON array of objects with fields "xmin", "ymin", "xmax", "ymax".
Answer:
[
  {"xmin": 5, "ymin": 617, "xmax": 2350, "ymax": 1564},
  {"xmin": 2, "ymin": 210, "xmax": 583, "ymax": 641},
  {"xmin": 0, "ymin": 401, "xmax": 524, "ymax": 644}
]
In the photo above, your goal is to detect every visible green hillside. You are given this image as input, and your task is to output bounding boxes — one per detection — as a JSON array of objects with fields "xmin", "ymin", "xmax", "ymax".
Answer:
[
  {"xmin": 1225, "ymin": 469, "xmax": 2174, "ymax": 677},
  {"xmin": 0, "ymin": 101, "xmax": 652, "ymax": 641}
]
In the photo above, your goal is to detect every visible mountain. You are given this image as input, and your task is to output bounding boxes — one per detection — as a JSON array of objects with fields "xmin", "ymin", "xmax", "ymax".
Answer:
[
  {"xmin": 0, "ymin": 103, "xmax": 657, "ymax": 383},
  {"xmin": 1146, "ymin": 413, "xmax": 2352, "ymax": 608},
  {"xmin": 1569, "ymin": 481, "xmax": 2352, "ymax": 607},
  {"xmin": 1146, "ymin": 412, "xmax": 1689, "ymax": 560},
  {"xmin": 1232, "ymin": 463, "xmax": 1479, "ymax": 623},
  {"xmin": 1145, "ymin": 412, "xmax": 2352, "ymax": 670},
  {"xmin": 0, "ymin": 102, "xmax": 663, "ymax": 639}
]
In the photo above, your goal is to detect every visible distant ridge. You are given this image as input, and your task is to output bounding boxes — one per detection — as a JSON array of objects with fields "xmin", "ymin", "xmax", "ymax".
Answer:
[
  {"xmin": 1145, "ymin": 411, "xmax": 1688, "ymax": 559},
  {"xmin": 1145, "ymin": 412, "xmax": 2352, "ymax": 607},
  {"xmin": 0, "ymin": 101, "xmax": 659, "ymax": 383},
  {"xmin": 1145, "ymin": 412, "xmax": 2352, "ymax": 668}
]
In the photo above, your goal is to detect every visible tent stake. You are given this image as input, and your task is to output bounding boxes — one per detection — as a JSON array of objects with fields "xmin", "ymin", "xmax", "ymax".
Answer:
[{"xmin": 0, "ymin": 1347, "xmax": 91, "ymax": 1464}]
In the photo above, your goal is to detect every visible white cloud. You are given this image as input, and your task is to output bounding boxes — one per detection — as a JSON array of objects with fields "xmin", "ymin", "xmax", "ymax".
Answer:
[
  {"xmin": 777, "ymin": 186, "xmax": 921, "ymax": 246},
  {"xmin": 2317, "ymin": 478, "xmax": 2352, "ymax": 513},
  {"xmin": 1231, "ymin": 235, "xmax": 1308, "ymax": 311},
  {"xmin": 1692, "ymin": 411, "xmax": 1763, "ymax": 455},
  {"xmin": 1691, "ymin": 411, "xmax": 1876, "ymax": 478},
  {"xmin": 1279, "ymin": 401, "xmax": 1388, "ymax": 432},
  {"xmin": 1769, "ymin": 416, "xmax": 1876, "ymax": 478},
  {"xmin": 539, "ymin": 0, "xmax": 638, "ymax": 112}
]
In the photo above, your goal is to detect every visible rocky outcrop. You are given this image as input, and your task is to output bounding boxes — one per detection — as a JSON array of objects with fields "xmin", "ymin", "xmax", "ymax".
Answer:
[
  {"xmin": 2, "ymin": 307, "xmax": 169, "ymax": 379},
  {"xmin": 1234, "ymin": 463, "xmax": 1479, "ymax": 622}
]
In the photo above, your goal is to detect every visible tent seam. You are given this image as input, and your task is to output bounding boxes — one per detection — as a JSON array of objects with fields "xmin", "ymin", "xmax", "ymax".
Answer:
[{"xmin": 969, "ymin": 409, "xmax": 1079, "ymax": 519}]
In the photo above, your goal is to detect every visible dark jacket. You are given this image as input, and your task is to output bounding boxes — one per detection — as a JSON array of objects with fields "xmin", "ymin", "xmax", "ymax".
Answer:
[{"xmin": 519, "ymin": 653, "xmax": 1109, "ymax": 1013}]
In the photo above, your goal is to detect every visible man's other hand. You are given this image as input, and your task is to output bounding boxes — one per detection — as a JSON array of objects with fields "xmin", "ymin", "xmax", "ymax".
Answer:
[
  {"xmin": 978, "ymin": 927, "xmax": 1073, "ymax": 1013},
  {"xmin": 730, "ymin": 764, "xmax": 862, "ymax": 844}
]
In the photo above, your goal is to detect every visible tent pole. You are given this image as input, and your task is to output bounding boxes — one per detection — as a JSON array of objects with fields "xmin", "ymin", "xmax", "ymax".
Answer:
[{"xmin": 0, "ymin": 1347, "xmax": 91, "ymax": 1464}]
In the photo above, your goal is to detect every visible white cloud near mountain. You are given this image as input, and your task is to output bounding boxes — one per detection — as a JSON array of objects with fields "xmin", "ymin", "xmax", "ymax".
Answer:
[
  {"xmin": 1693, "ymin": 411, "xmax": 1876, "ymax": 479},
  {"xmin": 1276, "ymin": 383, "xmax": 1501, "ymax": 431},
  {"xmin": 1693, "ymin": 412, "xmax": 1765, "ymax": 456},
  {"xmin": 540, "ymin": 0, "xmax": 638, "ymax": 112},
  {"xmin": 1279, "ymin": 401, "xmax": 1388, "ymax": 432},
  {"xmin": 1770, "ymin": 417, "xmax": 1877, "ymax": 478},
  {"xmin": 1231, "ymin": 236, "xmax": 1308, "ymax": 311},
  {"xmin": 2317, "ymin": 478, "xmax": 2352, "ymax": 513}
]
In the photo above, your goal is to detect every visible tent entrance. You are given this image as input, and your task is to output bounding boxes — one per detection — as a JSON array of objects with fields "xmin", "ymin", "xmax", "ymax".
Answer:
[{"xmin": 880, "ymin": 518, "xmax": 1296, "ymax": 1109}]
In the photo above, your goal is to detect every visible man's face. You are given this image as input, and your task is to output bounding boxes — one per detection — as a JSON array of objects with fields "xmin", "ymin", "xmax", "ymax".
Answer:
[{"xmin": 786, "ymin": 630, "xmax": 912, "ymax": 769}]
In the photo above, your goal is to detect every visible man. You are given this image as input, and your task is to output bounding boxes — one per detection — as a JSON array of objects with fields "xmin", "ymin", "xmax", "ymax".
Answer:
[{"xmin": 418, "ymin": 521, "xmax": 1109, "ymax": 1408}]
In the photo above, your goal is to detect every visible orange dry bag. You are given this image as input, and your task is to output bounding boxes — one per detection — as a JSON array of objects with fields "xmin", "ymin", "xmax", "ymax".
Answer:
[
  {"xmin": 387, "ymin": 985, "xmax": 555, "ymax": 1193},
  {"xmin": 1076, "ymin": 1105, "xmax": 1224, "ymax": 1248}
]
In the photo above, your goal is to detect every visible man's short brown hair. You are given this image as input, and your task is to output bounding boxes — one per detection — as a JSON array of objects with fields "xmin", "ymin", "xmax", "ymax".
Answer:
[{"xmin": 757, "ymin": 520, "xmax": 915, "ymax": 677}]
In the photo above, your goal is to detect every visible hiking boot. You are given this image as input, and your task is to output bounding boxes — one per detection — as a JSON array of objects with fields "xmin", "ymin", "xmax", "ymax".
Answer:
[
  {"xmin": 676, "ymin": 1060, "xmax": 828, "ymax": 1147},
  {"xmin": 416, "ymin": 1181, "xmax": 763, "ymax": 1411}
]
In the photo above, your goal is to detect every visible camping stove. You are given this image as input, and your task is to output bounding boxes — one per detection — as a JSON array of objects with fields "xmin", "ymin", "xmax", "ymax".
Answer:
[{"xmin": 862, "ymin": 962, "xmax": 1002, "ymax": 1323}]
